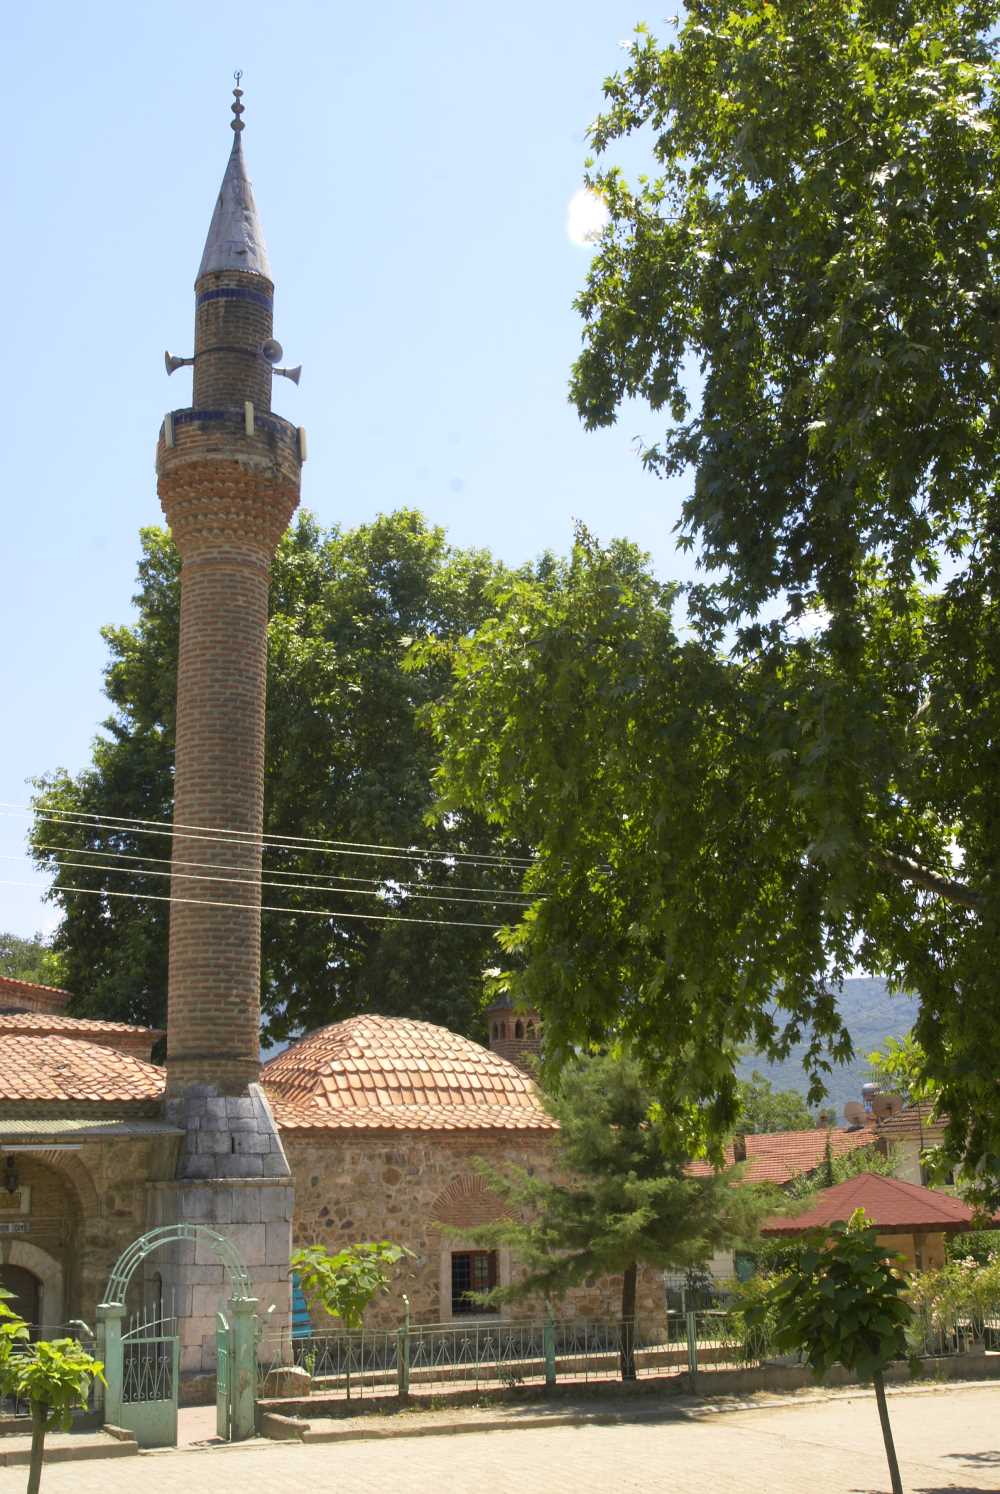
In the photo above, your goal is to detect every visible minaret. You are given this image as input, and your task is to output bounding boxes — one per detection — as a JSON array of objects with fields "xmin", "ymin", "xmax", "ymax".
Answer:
[
  {"xmin": 158, "ymin": 84, "xmax": 301, "ymax": 1100},
  {"xmin": 151, "ymin": 82, "xmax": 301, "ymax": 1374}
]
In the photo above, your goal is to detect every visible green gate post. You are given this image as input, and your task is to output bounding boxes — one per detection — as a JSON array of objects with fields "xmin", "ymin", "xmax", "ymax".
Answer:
[
  {"xmin": 685, "ymin": 1310, "xmax": 698, "ymax": 1389},
  {"xmin": 543, "ymin": 1315, "xmax": 556, "ymax": 1387},
  {"xmin": 96, "ymin": 1303, "xmax": 125, "ymax": 1428},
  {"xmin": 229, "ymin": 1296, "xmax": 259, "ymax": 1442},
  {"xmin": 396, "ymin": 1298, "xmax": 410, "ymax": 1398}
]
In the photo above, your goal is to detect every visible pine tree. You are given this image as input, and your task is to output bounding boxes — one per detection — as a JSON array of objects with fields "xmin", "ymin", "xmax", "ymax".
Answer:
[{"xmin": 463, "ymin": 1051, "xmax": 771, "ymax": 1380}]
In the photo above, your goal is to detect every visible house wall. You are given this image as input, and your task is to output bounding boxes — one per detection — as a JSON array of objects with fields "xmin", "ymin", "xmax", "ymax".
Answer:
[
  {"xmin": 285, "ymin": 1131, "xmax": 667, "ymax": 1336},
  {"xmin": 889, "ymin": 1138, "xmax": 923, "ymax": 1186},
  {"xmin": 0, "ymin": 1140, "xmax": 181, "ymax": 1333},
  {"xmin": 876, "ymin": 1230, "xmax": 947, "ymax": 1272}
]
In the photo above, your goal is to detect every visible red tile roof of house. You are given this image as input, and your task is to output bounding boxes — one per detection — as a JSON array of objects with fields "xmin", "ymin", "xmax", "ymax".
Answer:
[
  {"xmin": 0, "ymin": 976, "xmax": 71, "ymax": 1015},
  {"xmin": 687, "ymin": 1125, "xmax": 877, "ymax": 1186},
  {"xmin": 262, "ymin": 1015, "xmax": 555, "ymax": 1133},
  {"xmin": 762, "ymin": 1172, "xmax": 995, "ymax": 1235},
  {"xmin": 875, "ymin": 1102, "xmax": 948, "ymax": 1142},
  {"xmin": 0, "ymin": 1036, "xmax": 165, "ymax": 1106}
]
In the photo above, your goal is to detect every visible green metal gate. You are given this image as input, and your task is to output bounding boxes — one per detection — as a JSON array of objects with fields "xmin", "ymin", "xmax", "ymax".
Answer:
[
  {"xmin": 97, "ymin": 1224, "xmax": 258, "ymax": 1447},
  {"xmin": 120, "ymin": 1312, "xmax": 179, "ymax": 1449},
  {"xmin": 216, "ymin": 1312, "xmax": 232, "ymax": 1440}
]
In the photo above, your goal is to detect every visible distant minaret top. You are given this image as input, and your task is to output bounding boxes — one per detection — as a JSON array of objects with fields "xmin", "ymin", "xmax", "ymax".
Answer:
[{"xmin": 197, "ymin": 76, "xmax": 272, "ymax": 282}]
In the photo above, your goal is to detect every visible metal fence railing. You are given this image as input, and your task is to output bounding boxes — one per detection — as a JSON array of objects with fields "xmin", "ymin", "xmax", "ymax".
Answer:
[
  {"xmin": 906, "ymin": 1302, "xmax": 1000, "ymax": 1359},
  {"xmin": 258, "ymin": 1317, "xmax": 682, "ymax": 1400}
]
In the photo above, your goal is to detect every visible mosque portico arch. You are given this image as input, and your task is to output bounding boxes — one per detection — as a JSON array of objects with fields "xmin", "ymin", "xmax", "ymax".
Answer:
[{"xmin": 1, "ymin": 1241, "xmax": 64, "ymax": 1334}]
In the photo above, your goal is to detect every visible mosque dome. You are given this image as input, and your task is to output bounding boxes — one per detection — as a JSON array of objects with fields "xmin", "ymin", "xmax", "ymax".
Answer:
[{"xmin": 262, "ymin": 1015, "xmax": 556, "ymax": 1133}]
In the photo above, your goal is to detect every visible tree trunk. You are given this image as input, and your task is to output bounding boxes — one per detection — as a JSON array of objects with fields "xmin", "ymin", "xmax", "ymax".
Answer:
[
  {"xmin": 620, "ymin": 1263, "xmax": 637, "ymax": 1383},
  {"xmin": 26, "ymin": 1402, "xmax": 47, "ymax": 1494},
  {"xmin": 872, "ymin": 1370, "xmax": 903, "ymax": 1494}
]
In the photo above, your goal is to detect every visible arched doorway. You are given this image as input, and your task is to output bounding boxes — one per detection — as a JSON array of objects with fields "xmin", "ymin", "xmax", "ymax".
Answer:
[{"xmin": 0, "ymin": 1264, "xmax": 40, "ymax": 1333}]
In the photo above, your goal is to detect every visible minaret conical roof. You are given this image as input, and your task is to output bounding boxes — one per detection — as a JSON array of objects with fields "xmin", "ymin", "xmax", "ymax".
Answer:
[{"xmin": 197, "ymin": 89, "xmax": 272, "ymax": 281}]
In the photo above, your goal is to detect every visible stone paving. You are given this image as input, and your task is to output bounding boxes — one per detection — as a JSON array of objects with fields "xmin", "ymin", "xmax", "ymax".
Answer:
[{"xmin": 2, "ymin": 1383, "xmax": 998, "ymax": 1492}]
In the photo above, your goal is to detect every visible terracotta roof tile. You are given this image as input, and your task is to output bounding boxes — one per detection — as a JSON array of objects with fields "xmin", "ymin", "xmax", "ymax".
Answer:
[
  {"xmin": 0, "ymin": 976, "xmax": 71, "ymax": 1015},
  {"xmin": 0, "ymin": 1013, "xmax": 162, "ymax": 1040},
  {"xmin": 687, "ymin": 1126, "xmax": 877, "ymax": 1186},
  {"xmin": 0, "ymin": 1036, "xmax": 165, "ymax": 1105},
  {"xmin": 262, "ymin": 1015, "xmax": 554, "ymax": 1134},
  {"xmin": 268, "ymin": 1094, "xmax": 559, "ymax": 1134},
  {"xmin": 876, "ymin": 1102, "xmax": 948, "ymax": 1140},
  {"xmin": 762, "ymin": 1172, "xmax": 998, "ymax": 1235}
]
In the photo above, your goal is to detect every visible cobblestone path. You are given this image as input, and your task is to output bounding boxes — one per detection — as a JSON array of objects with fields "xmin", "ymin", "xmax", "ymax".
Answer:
[{"xmin": 3, "ymin": 1383, "xmax": 998, "ymax": 1492}]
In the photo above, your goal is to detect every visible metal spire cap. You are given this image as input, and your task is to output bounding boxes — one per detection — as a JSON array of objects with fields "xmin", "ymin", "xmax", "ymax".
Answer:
[{"xmin": 196, "ymin": 75, "xmax": 272, "ymax": 281}]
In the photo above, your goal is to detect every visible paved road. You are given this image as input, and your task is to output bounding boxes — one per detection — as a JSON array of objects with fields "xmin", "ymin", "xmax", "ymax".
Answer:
[{"xmin": 5, "ymin": 1385, "xmax": 999, "ymax": 1492}]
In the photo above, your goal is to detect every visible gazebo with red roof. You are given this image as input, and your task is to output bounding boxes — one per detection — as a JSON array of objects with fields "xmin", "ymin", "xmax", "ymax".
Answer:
[{"xmin": 762, "ymin": 1172, "xmax": 994, "ymax": 1272}]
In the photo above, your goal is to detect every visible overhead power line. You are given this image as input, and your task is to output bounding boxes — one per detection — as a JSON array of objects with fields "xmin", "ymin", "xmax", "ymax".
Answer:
[
  {"xmin": 28, "ymin": 840, "xmax": 538, "ymax": 905},
  {"xmin": 8, "ymin": 851, "xmax": 535, "ymax": 912},
  {"xmin": 0, "ymin": 878, "xmax": 507, "ymax": 932},
  {"xmin": 0, "ymin": 802, "xmax": 537, "ymax": 871}
]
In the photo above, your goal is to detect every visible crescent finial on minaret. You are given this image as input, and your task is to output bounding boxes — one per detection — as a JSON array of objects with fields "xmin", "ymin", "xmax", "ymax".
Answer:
[{"xmin": 231, "ymin": 70, "xmax": 245, "ymax": 133}]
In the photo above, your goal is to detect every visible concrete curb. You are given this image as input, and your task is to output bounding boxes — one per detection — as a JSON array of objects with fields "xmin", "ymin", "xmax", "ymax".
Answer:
[
  {"xmin": 270, "ymin": 1376, "xmax": 1000, "ymax": 1448},
  {"xmin": 0, "ymin": 1435, "xmax": 138, "ymax": 1467}
]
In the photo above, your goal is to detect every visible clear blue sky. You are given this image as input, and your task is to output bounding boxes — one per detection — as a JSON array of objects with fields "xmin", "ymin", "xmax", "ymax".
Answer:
[{"xmin": 1, "ymin": 0, "xmax": 698, "ymax": 940}]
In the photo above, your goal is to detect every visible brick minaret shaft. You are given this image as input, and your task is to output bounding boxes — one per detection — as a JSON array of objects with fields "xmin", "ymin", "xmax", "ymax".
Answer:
[{"xmin": 156, "ymin": 88, "xmax": 301, "ymax": 1100}]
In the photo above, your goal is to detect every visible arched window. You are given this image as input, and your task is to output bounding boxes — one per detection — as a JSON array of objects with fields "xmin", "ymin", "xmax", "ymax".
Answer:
[
  {"xmin": 514, "ymin": 1020, "xmax": 524, "ymax": 1039},
  {"xmin": 491, "ymin": 1023, "xmax": 499, "ymax": 1039},
  {"xmin": 499, "ymin": 1022, "xmax": 506, "ymax": 1039}
]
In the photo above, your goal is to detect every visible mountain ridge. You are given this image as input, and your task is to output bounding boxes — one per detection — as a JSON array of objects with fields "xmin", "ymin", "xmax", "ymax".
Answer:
[{"xmin": 736, "ymin": 977, "xmax": 918, "ymax": 1118}]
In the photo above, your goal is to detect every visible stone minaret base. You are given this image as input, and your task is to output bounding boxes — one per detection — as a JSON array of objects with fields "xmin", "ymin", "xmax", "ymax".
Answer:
[{"xmin": 147, "ymin": 1084, "xmax": 292, "ymax": 1374}]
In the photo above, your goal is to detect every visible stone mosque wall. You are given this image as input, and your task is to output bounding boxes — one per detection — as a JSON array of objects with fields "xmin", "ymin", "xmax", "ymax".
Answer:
[{"xmin": 285, "ymin": 1131, "xmax": 667, "ymax": 1334}]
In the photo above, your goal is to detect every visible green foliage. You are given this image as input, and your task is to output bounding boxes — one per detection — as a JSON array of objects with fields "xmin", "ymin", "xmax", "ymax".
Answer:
[
  {"xmin": 9, "ymin": 1339, "xmax": 106, "ymax": 1433},
  {"xmin": 290, "ymin": 1241, "xmax": 412, "ymax": 1334},
  {"xmin": 573, "ymin": 2, "xmax": 998, "ymax": 623},
  {"xmin": 868, "ymin": 1031, "xmax": 940, "ymax": 1109},
  {"xmin": 0, "ymin": 1286, "xmax": 29, "ymax": 1377},
  {"xmin": 945, "ymin": 1230, "xmax": 1000, "ymax": 1266},
  {"xmin": 558, "ymin": 1, "xmax": 1000, "ymax": 1203},
  {"xmin": 459, "ymin": 1051, "xmax": 772, "ymax": 1325},
  {"xmin": 29, "ymin": 511, "xmax": 525, "ymax": 1040},
  {"xmin": 0, "ymin": 1291, "xmax": 104, "ymax": 1494},
  {"xmin": 736, "ymin": 1071, "xmax": 815, "ymax": 1134},
  {"xmin": 425, "ymin": 530, "xmax": 871, "ymax": 1142},
  {"xmin": 749, "ymin": 1211, "xmax": 912, "ymax": 1381},
  {"xmin": 907, "ymin": 1251, "xmax": 1000, "ymax": 1330},
  {"xmin": 0, "ymin": 932, "xmax": 64, "ymax": 990}
]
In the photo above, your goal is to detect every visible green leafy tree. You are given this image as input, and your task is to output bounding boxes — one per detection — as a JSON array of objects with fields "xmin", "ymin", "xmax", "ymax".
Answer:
[
  {"xmin": 748, "ymin": 1212, "xmax": 912, "ymax": 1494},
  {"xmin": 0, "ymin": 1286, "xmax": 29, "ymax": 1378},
  {"xmin": 29, "ymin": 511, "xmax": 526, "ymax": 1040},
  {"xmin": 290, "ymin": 1241, "xmax": 411, "ymax": 1399},
  {"xmin": 422, "ymin": 532, "xmax": 861, "ymax": 1145},
  {"xmin": 0, "ymin": 1291, "xmax": 104, "ymax": 1494},
  {"xmin": 736, "ymin": 1072, "xmax": 814, "ymax": 1134},
  {"xmin": 0, "ymin": 933, "xmax": 64, "ymax": 990},
  {"xmin": 559, "ymin": 1, "xmax": 1000, "ymax": 1197},
  {"xmin": 868, "ymin": 1032, "xmax": 940, "ymax": 1110},
  {"xmin": 458, "ymin": 1051, "xmax": 771, "ymax": 1380}
]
